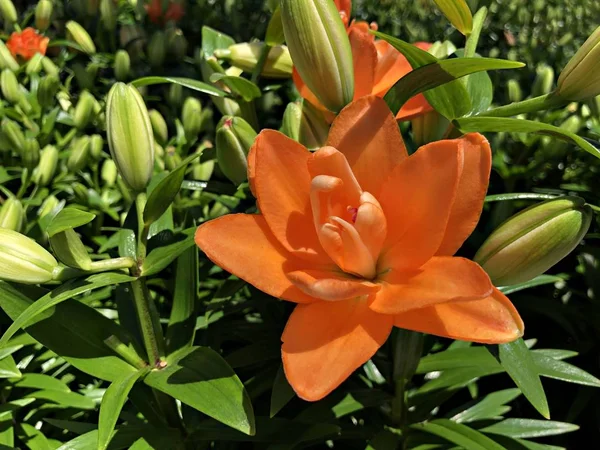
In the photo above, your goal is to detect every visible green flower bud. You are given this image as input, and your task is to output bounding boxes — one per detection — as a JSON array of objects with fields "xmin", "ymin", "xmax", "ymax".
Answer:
[
  {"xmin": 100, "ymin": 0, "xmax": 117, "ymax": 31},
  {"xmin": 0, "ymin": 197, "xmax": 24, "ymax": 231},
  {"xmin": 281, "ymin": 0, "xmax": 354, "ymax": 112},
  {"xmin": 38, "ymin": 195, "xmax": 61, "ymax": 220},
  {"xmin": 557, "ymin": 26, "xmax": 600, "ymax": 101},
  {"xmin": 148, "ymin": 31, "xmax": 167, "ymax": 68},
  {"xmin": 106, "ymin": 83, "xmax": 155, "ymax": 192},
  {"xmin": 1, "ymin": 68, "xmax": 23, "ymax": 104},
  {"xmin": 101, "ymin": 159, "xmax": 117, "ymax": 187},
  {"xmin": 50, "ymin": 229, "xmax": 92, "ymax": 270},
  {"xmin": 182, "ymin": 97, "xmax": 202, "ymax": 140},
  {"xmin": 411, "ymin": 110, "xmax": 450, "ymax": 147},
  {"xmin": 149, "ymin": 109, "xmax": 168, "ymax": 145},
  {"xmin": 0, "ymin": 40, "xmax": 19, "ymax": 72},
  {"xmin": 2, "ymin": 119, "xmax": 24, "ymax": 152},
  {"xmin": 33, "ymin": 145, "xmax": 59, "ymax": 186},
  {"xmin": 22, "ymin": 138, "xmax": 40, "ymax": 171},
  {"xmin": 193, "ymin": 159, "xmax": 215, "ymax": 181},
  {"xmin": 73, "ymin": 90, "xmax": 96, "ymax": 130},
  {"xmin": 531, "ymin": 64, "xmax": 554, "ymax": 97},
  {"xmin": 89, "ymin": 134, "xmax": 104, "ymax": 160},
  {"xmin": 56, "ymin": 90, "xmax": 71, "ymax": 111},
  {"xmin": 164, "ymin": 146, "xmax": 181, "ymax": 171},
  {"xmin": 507, "ymin": 79, "xmax": 522, "ymax": 103},
  {"xmin": 0, "ymin": 228, "xmax": 58, "ymax": 284},
  {"xmin": 0, "ymin": 0, "xmax": 17, "ymax": 24},
  {"xmin": 25, "ymin": 53, "xmax": 44, "ymax": 75},
  {"xmin": 216, "ymin": 43, "xmax": 292, "ymax": 78},
  {"xmin": 35, "ymin": 0, "xmax": 53, "ymax": 31},
  {"xmin": 167, "ymin": 83, "xmax": 183, "ymax": 108},
  {"xmin": 66, "ymin": 20, "xmax": 97, "ymax": 55},
  {"xmin": 114, "ymin": 50, "xmax": 130, "ymax": 81},
  {"xmin": 41, "ymin": 56, "xmax": 59, "ymax": 76},
  {"xmin": 280, "ymin": 101, "xmax": 330, "ymax": 150},
  {"xmin": 67, "ymin": 136, "xmax": 91, "ymax": 173},
  {"xmin": 166, "ymin": 27, "xmax": 188, "ymax": 60},
  {"xmin": 474, "ymin": 197, "xmax": 592, "ymax": 286},
  {"xmin": 216, "ymin": 116, "xmax": 257, "ymax": 185}
]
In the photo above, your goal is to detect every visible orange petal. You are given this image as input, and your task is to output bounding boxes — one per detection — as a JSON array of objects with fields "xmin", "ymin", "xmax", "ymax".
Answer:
[
  {"xmin": 348, "ymin": 27, "xmax": 377, "ymax": 100},
  {"xmin": 326, "ymin": 95, "xmax": 407, "ymax": 196},
  {"xmin": 378, "ymin": 139, "xmax": 462, "ymax": 270},
  {"xmin": 253, "ymin": 130, "xmax": 328, "ymax": 262},
  {"xmin": 370, "ymin": 256, "xmax": 493, "ymax": 314},
  {"xmin": 307, "ymin": 146, "xmax": 362, "ymax": 205},
  {"xmin": 287, "ymin": 269, "xmax": 380, "ymax": 301},
  {"xmin": 436, "ymin": 133, "xmax": 492, "ymax": 256},
  {"xmin": 334, "ymin": 0, "xmax": 352, "ymax": 22},
  {"xmin": 195, "ymin": 214, "xmax": 318, "ymax": 304},
  {"xmin": 393, "ymin": 287, "xmax": 524, "ymax": 344},
  {"xmin": 282, "ymin": 299, "xmax": 393, "ymax": 401},
  {"xmin": 372, "ymin": 39, "xmax": 412, "ymax": 96},
  {"xmin": 396, "ymin": 94, "xmax": 434, "ymax": 121}
]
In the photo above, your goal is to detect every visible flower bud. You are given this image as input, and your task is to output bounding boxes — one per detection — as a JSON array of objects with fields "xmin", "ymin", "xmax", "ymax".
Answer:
[
  {"xmin": 411, "ymin": 110, "xmax": 450, "ymax": 147},
  {"xmin": 1, "ymin": 68, "xmax": 22, "ymax": 104},
  {"xmin": 149, "ymin": 109, "xmax": 168, "ymax": 145},
  {"xmin": 73, "ymin": 90, "xmax": 96, "ymax": 130},
  {"xmin": 475, "ymin": 197, "xmax": 592, "ymax": 286},
  {"xmin": 41, "ymin": 56, "xmax": 59, "ymax": 76},
  {"xmin": 166, "ymin": 27, "xmax": 187, "ymax": 60},
  {"xmin": 281, "ymin": 0, "xmax": 354, "ymax": 112},
  {"xmin": 531, "ymin": 64, "xmax": 554, "ymax": 97},
  {"xmin": 66, "ymin": 20, "xmax": 97, "ymax": 55},
  {"xmin": 193, "ymin": 159, "xmax": 215, "ymax": 181},
  {"xmin": 281, "ymin": 101, "xmax": 330, "ymax": 149},
  {"xmin": 0, "ymin": 197, "xmax": 24, "ymax": 231},
  {"xmin": 2, "ymin": 119, "xmax": 25, "ymax": 152},
  {"xmin": 67, "ymin": 136, "xmax": 91, "ymax": 173},
  {"xmin": 38, "ymin": 195, "xmax": 61, "ymax": 220},
  {"xmin": 26, "ymin": 52, "xmax": 44, "ymax": 74},
  {"xmin": 35, "ymin": 0, "xmax": 53, "ymax": 31},
  {"xmin": 106, "ymin": 83, "xmax": 155, "ymax": 192},
  {"xmin": 557, "ymin": 26, "xmax": 600, "ymax": 101},
  {"xmin": 89, "ymin": 134, "xmax": 104, "ymax": 160},
  {"xmin": 101, "ymin": 159, "xmax": 117, "ymax": 187},
  {"xmin": 114, "ymin": 50, "xmax": 130, "ymax": 81},
  {"xmin": 182, "ymin": 97, "xmax": 202, "ymax": 140},
  {"xmin": 216, "ymin": 43, "xmax": 293, "ymax": 78},
  {"xmin": 507, "ymin": 79, "xmax": 522, "ymax": 103},
  {"xmin": 50, "ymin": 228, "xmax": 92, "ymax": 270},
  {"xmin": 0, "ymin": 0, "xmax": 17, "ymax": 24},
  {"xmin": 33, "ymin": 145, "xmax": 59, "ymax": 186},
  {"xmin": 167, "ymin": 83, "xmax": 183, "ymax": 108},
  {"xmin": 100, "ymin": 0, "xmax": 117, "ymax": 31},
  {"xmin": 0, "ymin": 40, "xmax": 19, "ymax": 72},
  {"xmin": 147, "ymin": 31, "xmax": 167, "ymax": 68},
  {"xmin": 22, "ymin": 138, "xmax": 40, "ymax": 170},
  {"xmin": 216, "ymin": 116, "xmax": 257, "ymax": 185},
  {"xmin": 0, "ymin": 228, "xmax": 58, "ymax": 284},
  {"xmin": 164, "ymin": 146, "xmax": 181, "ymax": 171}
]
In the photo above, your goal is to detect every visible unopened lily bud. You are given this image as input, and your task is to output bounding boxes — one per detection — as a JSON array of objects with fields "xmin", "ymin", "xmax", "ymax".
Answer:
[
  {"xmin": 557, "ymin": 26, "xmax": 600, "ymax": 101},
  {"xmin": 113, "ymin": 50, "xmax": 130, "ymax": 81},
  {"xmin": 164, "ymin": 146, "xmax": 181, "ymax": 171},
  {"xmin": 35, "ymin": 0, "xmax": 53, "ymax": 31},
  {"xmin": 411, "ymin": 110, "xmax": 450, "ymax": 147},
  {"xmin": 34, "ymin": 145, "xmax": 59, "ymax": 186},
  {"xmin": 89, "ymin": 134, "xmax": 103, "ymax": 160},
  {"xmin": 22, "ymin": 139, "xmax": 40, "ymax": 170},
  {"xmin": 100, "ymin": 0, "xmax": 117, "ymax": 31},
  {"xmin": 2, "ymin": 119, "xmax": 25, "ymax": 152},
  {"xmin": 66, "ymin": 20, "xmax": 97, "ymax": 55},
  {"xmin": 167, "ymin": 83, "xmax": 183, "ymax": 108},
  {"xmin": 507, "ymin": 79, "xmax": 522, "ymax": 103},
  {"xmin": 182, "ymin": 97, "xmax": 202, "ymax": 140},
  {"xmin": 41, "ymin": 56, "xmax": 59, "ymax": 76},
  {"xmin": 193, "ymin": 159, "xmax": 215, "ymax": 181},
  {"xmin": 281, "ymin": 0, "xmax": 354, "ymax": 112},
  {"xmin": 532, "ymin": 64, "xmax": 554, "ymax": 97},
  {"xmin": 73, "ymin": 90, "xmax": 96, "ymax": 130},
  {"xmin": 26, "ymin": 53, "xmax": 44, "ymax": 74},
  {"xmin": 166, "ymin": 27, "xmax": 188, "ymax": 60},
  {"xmin": 149, "ymin": 109, "xmax": 168, "ymax": 145},
  {"xmin": 216, "ymin": 43, "xmax": 293, "ymax": 78},
  {"xmin": 475, "ymin": 197, "xmax": 592, "ymax": 286},
  {"xmin": 106, "ymin": 83, "xmax": 155, "ymax": 192},
  {"xmin": 147, "ymin": 31, "xmax": 166, "ymax": 68},
  {"xmin": 0, "ymin": 197, "xmax": 24, "ymax": 231},
  {"xmin": 1, "ymin": 68, "xmax": 23, "ymax": 105},
  {"xmin": 0, "ymin": 228, "xmax": 58, "ymax": 284},
  {"xmin": 216, "ymin": 116, "xmax": 257, "ymax": 185},
  {"xmin": 0, "ymin": 0, "xmax": 17, "ymax": 24},
  {"xmin": 281, "ymin": 101, "xmax": 330, "ymax": 149},
  {"xmin": 101, "ymin": 159, "xmax": 117, "ymax": 187},
  {"xmin": 0, "ymin": 41, "xmax": 19, "ymax": 71},
  {"xmin": 38, "ymin": 195, "xmax": 61, "ymax": 219},
  {"xmin": 67, "ymin": 136, "xmax": 91, "ymax": 172},
  {"xmin": 50, "ymin": 228, "xmax": 92, "ymax": 270}
]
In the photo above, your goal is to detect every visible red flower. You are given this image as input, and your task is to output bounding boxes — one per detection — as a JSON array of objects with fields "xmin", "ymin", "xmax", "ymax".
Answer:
[
  {"xmin": 6, "ymin": 28, "xmax": 50, "ymax": 61},
  {"xmin": 146, "ymin": 0, "xmax": 184, "ymax": 25}
]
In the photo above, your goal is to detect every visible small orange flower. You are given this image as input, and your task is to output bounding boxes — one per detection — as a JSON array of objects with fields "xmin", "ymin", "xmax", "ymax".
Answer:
[
  {"xmin": 146, "ymin": 0, "xmax": 184, "ymax": 25},
  {"xmin": 195, "ymin": 96, "xmax": 524, "ymax": 401},
  {"xmin": 6, "ymin": 28, "xmax": 50, "ymax": 61},
  {"xmin": 294, "ymin": 0, "xmax": 433, "ymax": 121}
]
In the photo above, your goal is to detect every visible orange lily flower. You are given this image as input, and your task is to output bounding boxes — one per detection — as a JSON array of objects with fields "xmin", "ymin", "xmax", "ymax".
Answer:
[
  {"xmin": 6, "ymin": 28, "xmax": 49, "ymax": 61},
  {"xmin": 195, "ymin": 96, "xmax": 524, "ymax": 401},
  {"xmin": 146, "ymin": 0, "xmax": 184, "ymax": 25},
  {"xmin": 294, "ymin": 0, "xmax": 433, "ymax": 121}
]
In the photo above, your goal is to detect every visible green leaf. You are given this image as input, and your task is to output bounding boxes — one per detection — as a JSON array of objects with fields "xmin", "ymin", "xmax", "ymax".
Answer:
[
  {"xmin": 56, "ymin": 426, "xmax": 182, "ymax": 450},
  {"xmin": 432, "ymin": 0, "xmax": 473, "ymax": 35},
  {"xmin": 417, "ymin": 347, "xmax": 499, "ymax": 373},
  {"xmin": 166, "ymin": 246, "xmax": 197, "ymax": 355},
  {"xmin": 0, "ymin": 282, "xmax": 137, "ymax": 382},
  {"xmin": 451, "ymin": 388, "xmax": 521, "ymax": 423},
  {"xmin": 532, "ymin": 349, "xmax": 578, "ymax": 361},
  {"xmin": 0, "ymin": 273, "xmax": 135, "ymax": 346},
  {"xmin": 454, "ymin": 49, "xmax": 493, "ymax": 115},
  {"xmin": 142, "ymin": 228, "xmax": 196, "ymax": 276},
  {"xmin": 11, "ymin": 373, "xmax": 70, "ymax": 392},
  {"xmin": 485, "ymin": 193, "xmax": 558, "ymax": 202},
  {"xmin": 17, "ymin": 423, "xmax": 51, "ymax": 450},
  {"xmin": 417, "ymin": 366, "xmax": 503, "ymax": 393},
  {"xmin": 0, "ymin": 415, "xmax": 12, "ymax": 447},
  {"xmin": 201, "ymin": 26, "xmax": 235, "ymax": 57},
  {"xmin": 454, "ymin": 117, "xmax": 600, "ymax": 160},
  {"xmin": 265, "ymin": 6, "xmax": 285, "ymax": 46},
  {"xmin": 130, "ymin": 77, "xmax": 226, "ymax": 98},
  {"xmin": 481, "ymin": 419, "xmax": 579, "ymax": 439},
  {"xmin": 499, "ymin": 275, "xmax": 564, "ymax": 295},
  {"xmin": 144, "ymin": 346, "xmax": 255, "ymax": 435},
  {"xmin": 209, "ymin": 74, "xmax": 262, "ymax": 101},
  {"xmin": 0, "ymin": 356, "xmax": 20, "ymax": 379},
  {"xmin": 270, "ymin": 365, "xmax": 295, "ymax": 418},
  {"xmin": 497, "ymin": 339, "xmax": 550, "ymax": 419},
  {"xmin": 0, "ymin": 399, "xmax": 35, "ymax": 420},
  {"xmin": 26, "ymin": 390, "xmax": 96, "ymax": 410},
  {"xmin": 46, "ymin": 207, "xmax": 96, "ymax": 237},
  {"xmin": 532, "ymin": 352, "xmax": 600, "ymax": 387},
  {"xmin": 144, "ymin": 153, "xmax": 201, "ymax": 226},
  {"xmin": 412, "ymin": 419, "xmax": 506, "ymax": 450},
  {"xmin": 98, "ymin": 368, "xmax": 149, "ymax": 450}
]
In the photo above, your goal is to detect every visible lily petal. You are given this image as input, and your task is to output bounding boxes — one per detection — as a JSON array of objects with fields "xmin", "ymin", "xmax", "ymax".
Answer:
[
  {"xmin": 370, "ymin": 256, "xmax": 493, "ymax": 314},
  {"xmin": 436, "ymin": 133, "xmax": 492, "ymax": 256},
  {"xmin": 327, "ymin": 95, "xmax": 407, "ymax": 196},
  {"xmin": 253, "ymin": 130, "xmax": 328, "ymax": 262},
  {"xmin": 292, "ymin": 68, "xmax": 327, "ymax": 113},
  {"xmin": 348, "ymin": 27, "xmax": 377, "ymax": 100},
  {"xmin": 282, "ymin": 299, "xmax": 393, "ymax": 401},
  {"xmin": 287, "ymin": 269, "xmax": 380, "ymax": 301},
  {"xmin": 195, "ymin": 214, "xmax": 319, "ymax": 304},
  {"xmin": 396, "ymin": 95, "xmax": 434, "ymax": 121},
  {"xmin": 393, "ymin": 287, "xmax": 524, "ymax": 344},
  {"xmin": 378, "ymin": 139, "xmax": 462, "ymax": 270}
]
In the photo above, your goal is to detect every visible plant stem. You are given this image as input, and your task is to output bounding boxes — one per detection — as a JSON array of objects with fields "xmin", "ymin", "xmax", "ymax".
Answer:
[
  {"xmin": 135, "ymin": 192, "xmax": 149, "ymax": 264},
  {"xmin": 477, "ymin": 92, "xmax": 567, "ymax": 118},
  {"xmin": 129, "ymin": 278, "xmax": 162, "ymax": 365},
  {"xmin": 89, "ymin": 257, "xmax": 136, "ymax": 272}
]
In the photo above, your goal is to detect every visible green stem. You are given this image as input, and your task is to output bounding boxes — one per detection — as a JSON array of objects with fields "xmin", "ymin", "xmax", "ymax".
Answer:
[
  {"xmin": 89, "ymin": 257, "xmax": 136, "ymax": 272},
  {"xmin": 104, "ymin": 335, "xmax": 148, "ymax": 369},
  {"xmin": 251, "ymin": 44, "xmax": 272, "ymax": 84},
  {"xmin": 477, "ymin": 92, "xmax": 567, "ymax": 118},
  {"xmin": 135, "ymin": 192, "xmax": 149, "ymax": 264},
  {"xmin": 130, "ymin": 278, "xmax": 162, "ymax": 365}
]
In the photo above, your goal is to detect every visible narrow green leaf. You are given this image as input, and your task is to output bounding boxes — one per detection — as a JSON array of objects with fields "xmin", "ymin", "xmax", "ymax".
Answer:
[
  {"xmin": 144, "ymin": 346, "xmax": 255, "ymax": 435},
  {"xmin": 17, "ymin": 423, "xmax": 51, "ymax": 450},
  {"xmin": 11, "ymin": 373, "xmax": 70, "ymax": 392},
  {"xmin": 270, "ymin": 365, "xmax": 295, "ymax": 418},
  {"xmin": 417, "ymin": 347, "xmax": 499, "ymax": 373},
  {"xmin": 144, "ymin": 153, "xmax": 201, "ymax": 226},
  {"xmin": 433, "ymin": 0, "xmax": 473, "ymax": 35},
  {"xmin": 265, "ymin": 6, "xmax": 285, "ymax": 46},
  {"xmin": 0, "ymin": 415, "xmax": 12, "ymax": 447},
  {"xmin": 532, "ymin": 352, "xmax": 600, "ymax": 387},
  {"xmin": 485, "ymin": 193, "xmax": 558, "ymax": 202},
  {"xmin": 209, "ymin": 74, "xmax": 261, "ymax": 101},
  {"xmin": 130, "ymin": 77, "xmax": 226, "ymax": 98},
  {"xmin": 46, "ymin": 207, "xmax": 96, "ymax": 237},
  {"xmin": 0, "ymin": 399, "xmax": 35, "ymax": 420},
  {"xmin": 98, "ymin": 368, "xmax": 149, "ymax": 450},
  {"xmin": 455, "ymin": 117, "xmax": 600, "ymax": 160},
  {"xmin": 417, "ymin": 366, "xmax": 503, "ymax": 393},
  {"xmin": 56, "ymin": 426, "xmax": 182, "ymax": 450},
  {"xmin": 499, "ymin": 275, "xmax": 564, "ymax": 295},
  {"xmin": 26, "ymin": 390, "xmax": 96, "ymax": 410},
  {"xmin": 497, "ymin": 339, "xmax": 550, "ymax": 419},
  {"xmin": 451, "ymin": 388, "xmax": 521, "ymax": 423},
  {"xmin": 412, "ymin": 419, "xmax": 506, "ymax": 450},
  {"xmin": 142, "ymin": 228, "xmax": 196, "ymax": 276},
  {"xmin": 532, "ymin": 349, "xmax": 578, "ymax": 361},
  {"xmin": 0, "ymin": 356, "xmax": 20, "ymax": 379},
  {"xmin": 455, "ymin": 49, "xmax": 493, "ymax": 115},
  {"xmin": 481, "ymin": 418, "xmax": 579, "ymax": 439},
  {"xmin": 201, "ymin": 26, "xmax": 235, "ymax": 57}
]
